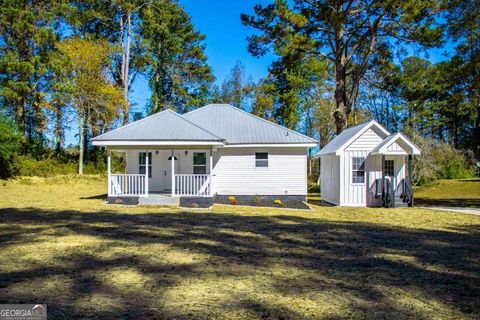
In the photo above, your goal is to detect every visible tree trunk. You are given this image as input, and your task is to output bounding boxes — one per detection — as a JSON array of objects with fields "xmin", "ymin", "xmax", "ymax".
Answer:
[
  {"xmin": 55, "ymin": 106, "xmax": 63, "ymax": 154},
  {"xmin": 122, "ymin": 12, "xmax": 132, "ymax": 124},
  {"xmin": 333, "ymin": 63, "xmax": 348, "ymax": 134},
  {"xmin": 78, "ymin": 112, "xmax": 84, "ymax": 175}
]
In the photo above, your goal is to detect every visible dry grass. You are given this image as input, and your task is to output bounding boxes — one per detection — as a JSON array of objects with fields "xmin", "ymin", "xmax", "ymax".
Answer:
[
  {"xmin": 0, "ymin": 175, "xmax": 479, "ymax": 319},
  {"xmin": 415, "ymin": 178, "xmax": 480, "ymax": 207}
]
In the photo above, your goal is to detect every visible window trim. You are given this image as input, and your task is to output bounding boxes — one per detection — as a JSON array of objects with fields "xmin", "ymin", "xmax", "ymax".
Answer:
[
  {"xmin": 351, "ymin": 157, "xmax": 365, "ymax": 184},
  {"xmin": 193, "ymin": 152, "xmax": 207, "ymax": 174},
  {"xmin": 255, "ymin": 152, "xmax": 269, "ymax": 168},
  {"xmin": 139, "ymin": 152, "xmax": 152, "ymax": 178}
]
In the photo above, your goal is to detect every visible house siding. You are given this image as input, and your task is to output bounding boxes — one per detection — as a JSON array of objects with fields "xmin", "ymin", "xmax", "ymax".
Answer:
[
  {"xmin": 213, "ymin": 147, "xmax": 308, "ymax": 196},
  {"xmin": 345, "ymin": 127, "xmax": 385, "ymax": 151}
]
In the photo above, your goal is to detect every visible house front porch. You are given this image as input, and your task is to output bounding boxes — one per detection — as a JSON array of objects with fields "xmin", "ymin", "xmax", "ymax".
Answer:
[{"xmin": 106, "ymin": 147, "xmax": 216, "ymax": 206}]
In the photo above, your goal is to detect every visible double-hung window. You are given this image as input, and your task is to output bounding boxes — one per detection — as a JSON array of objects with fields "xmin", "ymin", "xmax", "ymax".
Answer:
[
  {"xmin": 255, "ymin": 152, "xmax": 268, "ymax": 167},
  {"xmin": 193, "ymin": 152, "xmax": 207, "ymax": 174},
  {"xmin": 384, "ymin": 160, "xmax": 394, "ymax": 176},
  {"xmin": 139, "ymin": 152, "xmax": 152, "ymax": 178},
  {"xmin": 352, "ymin": 157, "xmax": 365, "ymax": 183}
]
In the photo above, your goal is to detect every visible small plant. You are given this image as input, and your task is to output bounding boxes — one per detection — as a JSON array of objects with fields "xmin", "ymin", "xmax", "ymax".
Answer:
[
  {"xmin": 190, "ymin": 202, "xmax": 199, "ymax": 208},
  {"xmin": 228, "ymin": 196, "xmax": 238, "ymax": 205},
  {"xmin": 252, "ymin": 194, "xmax": 263, "ymax": 205},
  {"xmin": 274, "ymin": 199, "xmax": 286, "ymax": 207}
]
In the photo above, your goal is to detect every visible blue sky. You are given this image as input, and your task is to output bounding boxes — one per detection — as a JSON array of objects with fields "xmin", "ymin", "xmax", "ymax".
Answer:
[{"xmin": 64, "ymin": 1, "xmax": 455, "ymax": 146}]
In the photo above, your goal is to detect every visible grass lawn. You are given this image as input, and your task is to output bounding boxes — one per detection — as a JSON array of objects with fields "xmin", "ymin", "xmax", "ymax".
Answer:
[
  {"xmin": 1, "ymin": 176, "xmax": 479, "ymax": 319},
  {"xmin": 415, "ymin": 178, "xmax": 480, "ymax": 207}
]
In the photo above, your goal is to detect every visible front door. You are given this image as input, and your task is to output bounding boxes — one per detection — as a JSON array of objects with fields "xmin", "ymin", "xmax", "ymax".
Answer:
[{"xmin": 163, "ymin": 152, "xmax": 179, "ymax": 191}]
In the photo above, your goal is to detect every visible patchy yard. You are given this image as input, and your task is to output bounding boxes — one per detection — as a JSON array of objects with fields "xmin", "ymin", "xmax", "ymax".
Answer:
[{"xmin": 0, "ymin": 176, "xmax": 479, "ymax": 319}]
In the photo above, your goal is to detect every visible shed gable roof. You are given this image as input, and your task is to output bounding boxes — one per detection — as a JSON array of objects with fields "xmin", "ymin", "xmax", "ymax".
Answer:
[
  {"xmin": 371, "ymin": 132, "xmax": 421, "ymax": 155},
  {"xmin": 183, "ymin": 104, "xmax": 317, "ymax": 145},
  {"xmin": 315, "ymin": 120, "xmax": 390, "ymax": 156},
  {"xmin": 92, "ymin": 109, "xmax": 223, "ymax": 142}
]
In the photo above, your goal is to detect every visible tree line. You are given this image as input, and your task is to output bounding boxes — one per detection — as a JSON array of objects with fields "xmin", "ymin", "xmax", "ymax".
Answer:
[{"xmin": 0, "ymin": 0, "xmax": 478, "ymax": 180}]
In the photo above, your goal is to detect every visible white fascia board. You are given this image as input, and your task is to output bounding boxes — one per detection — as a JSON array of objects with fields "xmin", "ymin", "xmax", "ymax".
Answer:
[
  {"xmin": 376, "ymin": 133, "xmax": 421, "ymax": 155},
  {"xmin": 224, "ymin": 143, "xmax": 318, "ymax": 148},
  {"xmin": 92, "ymin": 140, "xmax": 225, "ymax": 146}
]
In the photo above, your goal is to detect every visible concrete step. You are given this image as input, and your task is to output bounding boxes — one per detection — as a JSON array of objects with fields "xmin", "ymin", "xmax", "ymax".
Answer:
[{"xmin": 138, "ymin": 195, "xmax": 179, "ymax": 206}]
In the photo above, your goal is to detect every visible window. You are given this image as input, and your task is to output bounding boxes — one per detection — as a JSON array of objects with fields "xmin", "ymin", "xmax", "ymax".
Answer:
[
  {"xmin": 139, "ymin": 152, "xmax": 152, "ymax": 178},
  {"xmin": 255, "ymin": 152, "xmax": 268, "ymax": 167},
  {"xmin": 384, "ymin": 160, "xmax": 394, "ymax": 176},
  {"xmin": 193, "ymin": 152, "xmax": 207, "ymax": 174},
  {"xmin": 352, "ymin": 157, "xmax": 365, "ymax": 183}
]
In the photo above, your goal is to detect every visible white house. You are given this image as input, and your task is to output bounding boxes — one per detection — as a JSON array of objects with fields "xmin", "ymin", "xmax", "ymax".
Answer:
[
  {"xmin": 92, "ymin": 104, "xmax": 318, "ymax": 207},
  {"xmin": 315, "ymin": 120, "xmax": 421, "ymax": 208}
]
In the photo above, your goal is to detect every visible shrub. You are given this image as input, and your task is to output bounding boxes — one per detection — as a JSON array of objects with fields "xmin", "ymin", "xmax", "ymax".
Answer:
[
  {"xmin": 17, "ymin": 156, "xmax": 106, "ymax": 177},
  {"xmin": 412, "ymin": 136, "xmax": 475, "ymax": 185},
  {"xmin": 0, "ymin": 115, "xmax": 21, "ymax": 179},
  {"xmin": 251, "ymin": 194, "xmax": 263, "ymax": 205},
  {"xmin": 274, "ymin": 199, "xmax": 286, "ymax": 207},
  {"xmin": 228, "ymin": 196, "xmax": 238, "ymax": 205}
]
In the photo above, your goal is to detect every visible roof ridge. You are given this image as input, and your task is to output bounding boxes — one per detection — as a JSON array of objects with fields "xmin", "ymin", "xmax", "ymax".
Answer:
[
  {"xmin": 167, "ymin": 109, "xmax": 225, "ymax": 141},
  {"xmin": 92, "ymin": 109, "xmax": 171, "ymax": 140},
  {"xmin": 187, "ymin": 103, "xmax": 317, "ymax": 143}
]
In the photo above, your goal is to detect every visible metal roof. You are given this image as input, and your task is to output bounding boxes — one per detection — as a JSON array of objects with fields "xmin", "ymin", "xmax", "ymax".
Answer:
[
  {"xmin": 183, "ymin": 104, "xmax": 317, "ymax": 145},
  {"xmin": 92, "ymin": 109, "xmax": 223, "ymax": 142},
  {"xmin": 315, "ymin": 120, "xmax": 390, "ymax": 156}
]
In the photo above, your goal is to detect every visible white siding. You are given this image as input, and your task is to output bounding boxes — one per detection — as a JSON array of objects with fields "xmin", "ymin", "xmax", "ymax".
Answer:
[
  {"xmin": 213, "ymin": 147, "xmax": 308, "ymax": 195},
  {"xmin": 125, "ymin": 149, "xmax": 211, "ymax": 192},
  {"xmin": 345, "ymin": 127, "xmax": 385, "ymax": 151},
  {"xmin": 341, "ymin": 151, "xmax": 369, "ymax": 206},
  {"xmin": 320, "ymin": 156, "xmax": 340, "ymax": 204}
]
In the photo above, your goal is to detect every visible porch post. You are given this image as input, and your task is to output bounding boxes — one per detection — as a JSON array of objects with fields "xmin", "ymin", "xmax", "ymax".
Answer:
[
  {"xmin": 171, "ymin": 150, "xmax": 175, "ymax": 196},
  {"xmin": 408, "ymin": 154, "xmax": 413, "ymax": 207},
  {"xmin": 107, "ymin": 149, "xmax": 111, "ymax": 197},
  {"xmin": 381, "ymin": 154, "xmax": 385, "ymax": 206},
  {"xmin": 209, "ymin": 148, "xmax": 213, "ymax": 195},
  {"xmin": 145, "ymin": 151, "xmax": 149, "ymax": 197}
]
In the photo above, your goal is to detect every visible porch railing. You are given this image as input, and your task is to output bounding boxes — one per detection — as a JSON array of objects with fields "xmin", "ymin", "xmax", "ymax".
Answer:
[
  {"xmin": 109, "ymin": 174, "xmax": 147, "ymax": 197},
  {"xmin": 174, "ymin": 174, "xmax": 211, "ymax": 196}
]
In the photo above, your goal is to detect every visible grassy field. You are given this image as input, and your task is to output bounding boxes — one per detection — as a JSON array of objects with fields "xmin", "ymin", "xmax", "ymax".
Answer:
[
  {"xmin": 0, "ymin": 176, "xmax": 479, "ymax": 319},
  {"xmin": 415, "ymin": 179, "xmax": 480, "ymax": 207}
]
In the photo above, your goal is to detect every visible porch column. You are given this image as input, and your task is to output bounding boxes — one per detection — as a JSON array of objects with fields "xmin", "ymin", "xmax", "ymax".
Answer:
[
  {"xmin": 209, "ymin": 148, "xmax": 213, "ymax": 195},
  {"xmin": 145, "ymin": 151, "xmax": 149, "ymax": 197},
  {"xmin": 107, "ymin": 150, "xmax": 111, "ymax": 196},
  {"xmin": 171, "ymin": 150, "xmax": 175, "ymax": 197},
  {"xmin": 408, "ymin": 154, "xmax": 413, "ymax": 207},
  {"xmin": 381, "ymin": 154, "xmax": 385, "ymax": 205}
]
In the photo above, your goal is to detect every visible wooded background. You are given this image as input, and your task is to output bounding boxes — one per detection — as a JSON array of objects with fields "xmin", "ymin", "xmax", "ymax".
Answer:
[{"xmin": 0, "ymin": 0, "xmax": 478, "ymax": 184}]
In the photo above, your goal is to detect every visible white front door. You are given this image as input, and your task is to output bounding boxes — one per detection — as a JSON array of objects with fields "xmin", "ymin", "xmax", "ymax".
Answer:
[{"xmin": 163, "ymin": 151, "xmax": 179, "ymax": 191}]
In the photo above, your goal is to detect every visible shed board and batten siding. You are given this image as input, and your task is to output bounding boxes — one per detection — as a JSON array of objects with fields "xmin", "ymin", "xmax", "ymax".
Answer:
[
  {"xmin": 213, "ymin": 147, "xmax": 308, "ymax": 196},
  {"xmin": 320, "ymin": 155, "xmax": 340, "ymax": 204}
]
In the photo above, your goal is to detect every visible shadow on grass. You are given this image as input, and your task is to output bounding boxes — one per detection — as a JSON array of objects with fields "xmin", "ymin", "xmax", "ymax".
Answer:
[
  {"xmin": 415, "ymin": 197, "xmax": 480, "ymax": 208},
  {"xmin": 80, "ymin": 193, "xmax": 108, "ymax": 200},
  {"xmin": 0, "ymin": 208, "xmax": 479, "ymax": 319}
]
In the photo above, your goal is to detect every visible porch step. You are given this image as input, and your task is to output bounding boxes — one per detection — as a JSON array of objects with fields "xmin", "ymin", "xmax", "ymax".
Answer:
[
  {"xmin": 138, "ymin": 194, "xmax": 179, "ymax": 206},
  {"xmin": 394, "ymin": 197, "xmax": 408, "ymax": 208}
]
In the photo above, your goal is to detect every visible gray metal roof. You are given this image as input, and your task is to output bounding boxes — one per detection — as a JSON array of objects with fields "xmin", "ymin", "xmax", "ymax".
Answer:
[
  {"xmin": 92, "ymin": 109, "xmax": 223, "ymax": 142},
  {"xmin": 183, "ymin": 104, "xmax": 317, "ymax": 144},
  {"xmin": 315, "ymin": 120, "xmax": 390, "ymax": 156}
]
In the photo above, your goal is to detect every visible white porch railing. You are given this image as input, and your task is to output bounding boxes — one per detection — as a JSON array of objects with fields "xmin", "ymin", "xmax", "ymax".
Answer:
[
  {"xmin": 174, "ymin": 174, "xmax": 211, "ymax": 196},
  {"xmin": 109, "ymin": 174, "xmax": 147, "ymax": 197}
]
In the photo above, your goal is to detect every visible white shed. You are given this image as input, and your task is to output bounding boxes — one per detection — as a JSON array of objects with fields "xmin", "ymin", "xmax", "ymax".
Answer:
[{"xmin": 314, "ymin": 120, "xmax": 421, "ymax": 208}]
